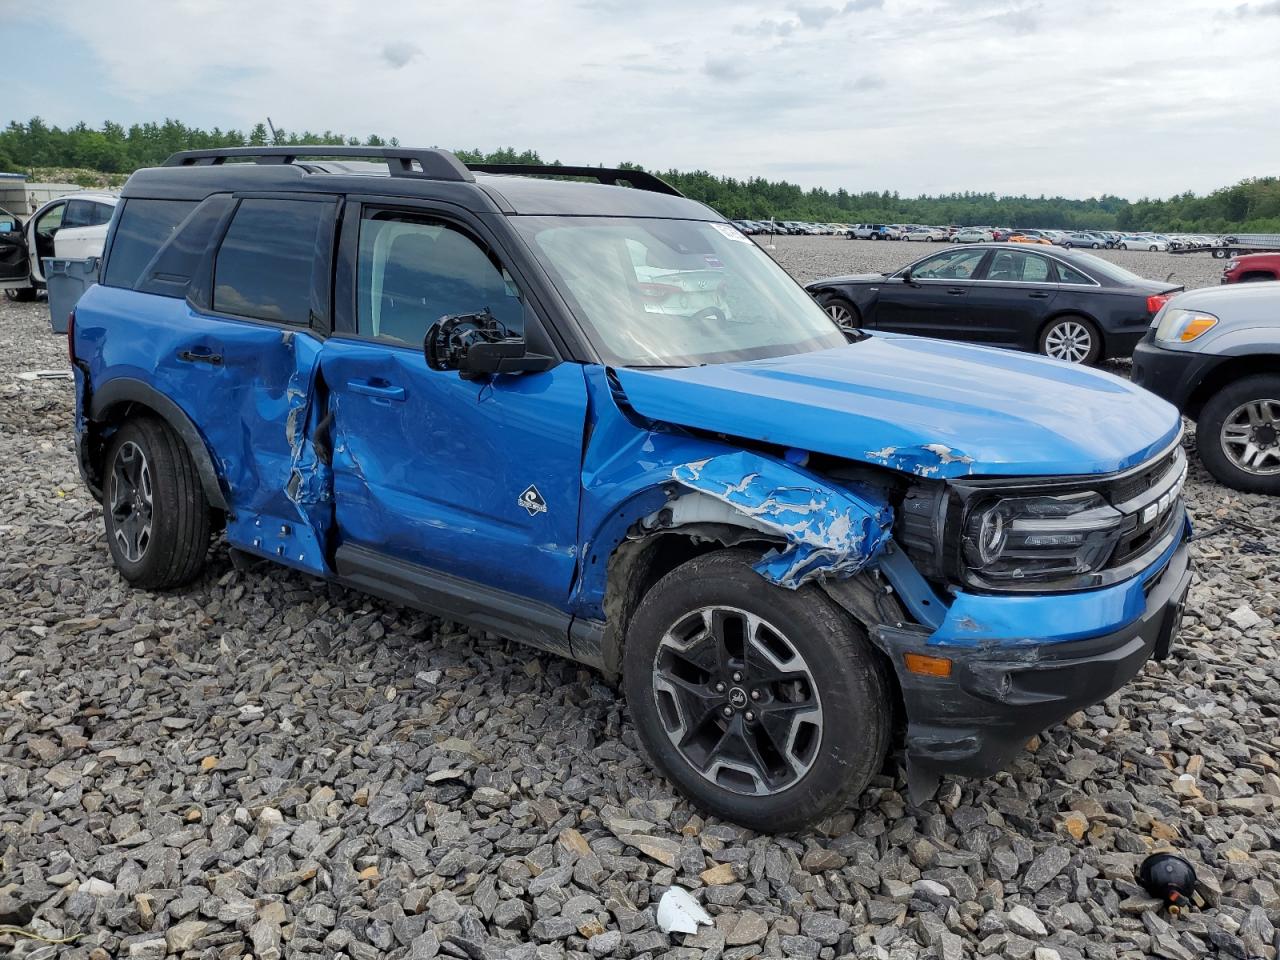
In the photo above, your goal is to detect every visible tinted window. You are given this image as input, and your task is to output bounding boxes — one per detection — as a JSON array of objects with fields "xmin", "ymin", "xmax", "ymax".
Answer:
[
  {"xmin": 356, "ymin": 215, "xmax": 523, "ymax": 345},
  {"xmin": 910, "ymin": 249, "xmax": 987, "ymax": 280},
  {"xmin": 1057, "ymin": 263, "xmax": 1095, "ymax": 285},
  {"xmin": 64, "ymin": 199, "xmax": 114, "ymax": 229},
  {"xmin": 985, "ymin": 250, "xmax": 1051, "ymax": 283},
  {"xmin": 104, "ymin": 199, "xmax": 196, "ymax": 289},
  {"xmin": 213, "ymin": 199, "xmax": 324, "ymax": 324}
]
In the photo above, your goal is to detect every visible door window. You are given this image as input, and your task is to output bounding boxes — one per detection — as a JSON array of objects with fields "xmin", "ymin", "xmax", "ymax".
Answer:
[
  {"xmin": 909, "ymin": 249, "xmax": 987, "ymax": 280},
  {"xmin": 63, "ymin": 199, "xmax": 112, "ymax": 228},
  {"xmin": 34, "ymin": 203, "xmax": 65, "ymax": 238},
  {"xmin": 213, "ymin": 199, "xmax": 325, "ymax": 324},
  {"xmin": 984, "ymin": 250, "xmax": 1051, "ymax": 283},
  {"xmin": 355, "ymin": 214, "xmax": 523, "ymax": 345}
]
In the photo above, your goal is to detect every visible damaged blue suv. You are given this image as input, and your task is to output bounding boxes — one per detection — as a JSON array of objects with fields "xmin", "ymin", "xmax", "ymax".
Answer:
[{"xmin": 72, "ymin": 147, "xmax": 1192, "ymax": 830}]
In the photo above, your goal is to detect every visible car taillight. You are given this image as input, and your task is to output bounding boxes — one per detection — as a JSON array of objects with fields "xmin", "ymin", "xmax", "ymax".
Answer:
[
  {"xmin": 1146, "ymin": 294, "xmax": 1172, "ymax": 314},
  {"xmin": 67, "ymin": 307, "xmax": 76, "ymax": 364},
  {"xmin": 638, "ymin": 282, "xmax": 684, "ymax": 300}
]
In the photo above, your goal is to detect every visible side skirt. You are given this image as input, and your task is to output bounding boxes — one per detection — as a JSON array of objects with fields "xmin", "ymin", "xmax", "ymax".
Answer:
[{"xmin": 333, "ymin": 543, "xmax": 577, "ymax": 662}]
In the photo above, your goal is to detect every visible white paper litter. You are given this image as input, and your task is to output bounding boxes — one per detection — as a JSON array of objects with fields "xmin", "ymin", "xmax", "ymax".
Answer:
[{"xmin": 656, "ymin": 887, "xmax": 713, "ymax": 935}]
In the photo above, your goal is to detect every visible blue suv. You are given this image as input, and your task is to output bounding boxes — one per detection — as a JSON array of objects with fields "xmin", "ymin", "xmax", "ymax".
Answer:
[{"xmin": 72, "ymin": 147, "xmax": 1192, "ymax": 830}]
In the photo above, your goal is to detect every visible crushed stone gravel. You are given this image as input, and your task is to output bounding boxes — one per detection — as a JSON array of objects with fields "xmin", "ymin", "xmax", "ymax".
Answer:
[{"xmin": 0, "ymin": 264, "xmax": 1277, "ymax": 960}]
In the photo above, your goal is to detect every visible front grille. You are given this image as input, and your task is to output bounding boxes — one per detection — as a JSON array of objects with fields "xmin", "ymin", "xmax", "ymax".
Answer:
[{"xmin": 1101, "ymin": 444, "xmax": 1187, "ymax": 571}]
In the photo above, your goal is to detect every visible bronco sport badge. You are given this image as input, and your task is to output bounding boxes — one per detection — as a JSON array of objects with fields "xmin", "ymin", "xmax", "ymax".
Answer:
[{"xmin": 517, "ymin": 485, "xmax": 547, "ymax": 516}]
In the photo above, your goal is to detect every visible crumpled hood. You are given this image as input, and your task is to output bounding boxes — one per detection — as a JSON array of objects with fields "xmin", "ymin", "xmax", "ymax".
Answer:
[{"xmin": 612, "ymin": 334, "xmax": 1181, "ymax": 478}]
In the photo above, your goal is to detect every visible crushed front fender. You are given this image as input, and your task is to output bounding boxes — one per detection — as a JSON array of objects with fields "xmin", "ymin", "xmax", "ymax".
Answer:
[{"xmin": 671, "ymin": 451, "xmax": 893, "ymax": 588}]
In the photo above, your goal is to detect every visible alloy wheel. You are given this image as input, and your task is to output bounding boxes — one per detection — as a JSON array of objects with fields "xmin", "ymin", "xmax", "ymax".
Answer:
[
  {"xmin": 1220, "ymin": 399, "xmax": 1280, "ymax": 476},
  {"xmin": 1043, "ymin": 321, "xmax": 1093, "ymax": 363},
  {"xmin": 651, "ymin": 606, "xmax": 823, "ymax": 797},
  {"xmin": 109, "ymin": 440, "xmax": 153, "ymax": 562},
  {"xmin": 824, "ymin": 302, "xmax": 856, "ymax": 330}
]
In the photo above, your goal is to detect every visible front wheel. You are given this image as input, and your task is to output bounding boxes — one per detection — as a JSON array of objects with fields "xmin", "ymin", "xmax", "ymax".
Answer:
[
  {"xmin": 1196, "ymin": 375, "xmax": 1280, "ymax": 494},
  {"xmin": 103, "ymin": 417, "xmax": 212, "ymax": 589},
  {"xmin": 1120, "ymin": 243, "xmax": 1129, "ymax": 250},
  {"xmin": 819, "ymin": 294, "xmax": 860, "ymax": 331},
  {"xmin": 1039, "ymin": 315, "xmax": 1101, "ymax": 365},
  {"xmin": 623, "ymin": 550, "xmax": 891, "ymax": 832},
  {"xmin": 1149, "ymin": 245, "xmax": 1159, "ymax": 252}
]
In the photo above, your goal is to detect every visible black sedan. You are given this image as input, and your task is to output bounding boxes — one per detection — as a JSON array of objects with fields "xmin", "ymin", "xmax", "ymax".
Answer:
[{"xmin": 806, "ymin": 243, "xmax": 1182, "ymax": 364}]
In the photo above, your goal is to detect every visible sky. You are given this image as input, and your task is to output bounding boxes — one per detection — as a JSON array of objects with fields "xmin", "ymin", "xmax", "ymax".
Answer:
[{"xmin": 4, "ymin": 0, "xmax": 1279, "ymax": 200}]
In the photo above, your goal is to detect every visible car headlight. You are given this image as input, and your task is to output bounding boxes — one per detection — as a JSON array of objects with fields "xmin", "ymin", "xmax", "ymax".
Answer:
[
  {"xmin": 962, "ymin": 492, "xmax": 1124, "ymax": 584},
  {"xmin": 1155, "ymin": 308, "xmax": 1218, "ymax": 343}
]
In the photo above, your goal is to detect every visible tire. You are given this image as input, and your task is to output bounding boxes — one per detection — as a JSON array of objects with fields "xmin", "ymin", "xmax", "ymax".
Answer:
[
  {"xmin": 818, "ymin": 294, "xmax": 860, "ymax": 331},
  {"xmin": 5, "ymin": 285, "xmax": 37, "ymax": 302},
  {"xmin": 1196, "ymin": 375, "xmax": 1280, "ymax": 495},
  {"xmin": 1091, "ymin": 242, "xmax": 1100, "ymax": 249},
  {"xmin": 1149, "ymin": 245, "xmax": 1159, "ymax": 252},
  {"xmin": 1038, "ymin": 315, "xmax": 1101, "ymax": 365},
  {"xmin": 623, "ymin": 550, "xmax": 891, "ymax": 832},
  {"xmin": 103, "ymin": 417, "xmax": 211, "ymax": 589},
  {"xmin": 1120, "ymin": 243, "xmax": 1129, "ymax": 250},
  {"xmin": 926, "ymin": 236, "xmax": 934, "ymax": 242}
]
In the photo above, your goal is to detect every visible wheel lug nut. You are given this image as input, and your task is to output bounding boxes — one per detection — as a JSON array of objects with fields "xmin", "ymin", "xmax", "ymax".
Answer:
[
  {"xmin": 745, "ymin": 711, "xmax": 755, "ymax": 721},
  {"xmin": 722, "ymin": 706, "xmax": 733, "ymax": 717},
  {"xmin": 750, "ymin": 690, "xmax": 761, "ymax": 701},
  {"xmin": 714, "ymin": 682, "xmax": 726, "ymax": 693},
  {"xmin": 732, "ymin": 672, "xmax": 743, "ymax": 682}
]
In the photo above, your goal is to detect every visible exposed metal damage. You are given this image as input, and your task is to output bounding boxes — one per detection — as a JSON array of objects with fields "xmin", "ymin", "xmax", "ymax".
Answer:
[
  {"xmin": 668, "ymin": 451, "xmax": 894, "ymax": 588},
  {"xmin": 864, "ymin": 443, "xmax": 976, "ymax": 478}
]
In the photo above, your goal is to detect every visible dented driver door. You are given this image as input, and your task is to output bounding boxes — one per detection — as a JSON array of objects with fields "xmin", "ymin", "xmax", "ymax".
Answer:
[{"xmin": 321, "ymin": 203, "xmax": 589, "ymax": 619}]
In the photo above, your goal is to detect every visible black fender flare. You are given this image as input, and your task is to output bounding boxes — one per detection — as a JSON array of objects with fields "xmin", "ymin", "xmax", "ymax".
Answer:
[{"xmin": 88, "ymin": 377, "xmax": 230, "ymax": 511}]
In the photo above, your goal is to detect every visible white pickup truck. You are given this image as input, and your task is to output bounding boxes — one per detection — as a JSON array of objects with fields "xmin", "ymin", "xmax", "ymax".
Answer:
[{"xmin": 0, "ymin": 192, "xmax": 118, "ymax": 301}]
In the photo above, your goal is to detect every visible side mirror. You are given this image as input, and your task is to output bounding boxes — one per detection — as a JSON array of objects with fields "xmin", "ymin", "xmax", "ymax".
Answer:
[
  {"xmin": 900, "ymin": 267, "xmax": 915, "ymax": 285},
  {"xmin": 425, "ymin": 311, "xmax": 557, "ymax": 382}
]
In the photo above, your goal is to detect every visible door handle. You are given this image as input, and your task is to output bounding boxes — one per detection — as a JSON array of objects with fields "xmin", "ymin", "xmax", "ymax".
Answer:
[
  {"xmin": 347, "ymin": 379, "xmax": 406, "ymax": 401},
  {"xmin": 946, "ymin": 288, "xmax": 967, "ymax": 296},
  {"xmin": 1029, "ymin": 291, "xmax": 1050, "ymax": 299},
  {"xmin": 177, "ymin": 348, "xmax": 223, "ymax": 365}
]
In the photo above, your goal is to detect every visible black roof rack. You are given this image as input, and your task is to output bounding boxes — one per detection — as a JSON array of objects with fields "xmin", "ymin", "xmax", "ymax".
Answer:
[
  {"xmin": 467, "ymin": 164, "xmax": 683, "ymax": 197},
  {"xmin": 162, "ymin": 146, "xmax": 475, "ymax": 182}
]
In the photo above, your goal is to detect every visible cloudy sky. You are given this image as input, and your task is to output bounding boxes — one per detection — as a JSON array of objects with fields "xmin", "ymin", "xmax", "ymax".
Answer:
[{"xmin": 6, "ymin": 0, "xmax": 1278, "ymax": 199}]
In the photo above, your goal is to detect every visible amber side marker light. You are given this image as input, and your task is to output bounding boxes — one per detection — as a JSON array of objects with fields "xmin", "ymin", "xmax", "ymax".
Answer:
[{"xmin": 904, "ymin": 653, "xmax": 953, "ymax": 678}]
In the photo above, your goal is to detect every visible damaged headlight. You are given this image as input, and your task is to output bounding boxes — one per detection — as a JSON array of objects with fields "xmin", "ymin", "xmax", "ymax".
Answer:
[{"xmin": 961, "ymin": 492, "xmax": 1124, "ymax": 585}]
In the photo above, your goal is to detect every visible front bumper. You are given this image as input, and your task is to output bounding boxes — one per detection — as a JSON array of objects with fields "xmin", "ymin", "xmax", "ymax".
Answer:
[
  {"xmin": 877, "ymin": 532, "xmax": 1192, "ymax": 792},
  {"xmin": 1131, "ymin": 337, "xmax": 1217, "ymax": 412}
]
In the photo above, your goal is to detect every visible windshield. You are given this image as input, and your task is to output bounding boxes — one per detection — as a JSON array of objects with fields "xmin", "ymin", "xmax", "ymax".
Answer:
[
  {"xmin": 1069, "ymin": 252, "xmax": 1148, "ymax": 285},
  {"xmin": 512, "ymin": 216, "xmax": 847, "ymax": 367}
]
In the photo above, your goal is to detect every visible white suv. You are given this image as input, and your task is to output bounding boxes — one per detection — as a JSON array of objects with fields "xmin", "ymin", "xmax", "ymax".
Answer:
[{"xmin": 0, "ymin": 191, "xmax": 119, "ymax": 301}]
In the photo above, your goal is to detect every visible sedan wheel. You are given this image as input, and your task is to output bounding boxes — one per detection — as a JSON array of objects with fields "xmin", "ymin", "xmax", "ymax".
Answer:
[
  {"xmin": 1039, "ymin": 317, "xmax": 1099, "ymax": 364},
  {"xmin": 1091, "ymin": 242, "xmax": 1100, "ymax": 249},
  {"xmin": 1149, "ymin": 245, "xmax": 1159, "ymax": 252},
  {"xmin": 822, "ymin": 298, "xmax": 859, "ymax": 331}
]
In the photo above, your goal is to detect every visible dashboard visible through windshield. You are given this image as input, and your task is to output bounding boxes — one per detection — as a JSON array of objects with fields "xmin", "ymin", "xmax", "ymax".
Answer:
[{"xmin": 512, "ymin": 216, "xmax": 848, "ymax": 367}]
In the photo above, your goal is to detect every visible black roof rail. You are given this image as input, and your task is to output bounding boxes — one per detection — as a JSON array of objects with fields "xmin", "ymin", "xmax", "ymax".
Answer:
[
  {"xmin": 467, "ymin": 164, "xmax": 683, "ymax": 197},
  {"xmin": 162, "ymin": 146, "xmax": 475, "ymax": 182}
]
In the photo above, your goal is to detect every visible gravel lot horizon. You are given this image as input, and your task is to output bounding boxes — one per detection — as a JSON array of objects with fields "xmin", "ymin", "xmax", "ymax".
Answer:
[{"xmin": 0, "ymin": 248, "xmax": 1277, "ymax": 960}]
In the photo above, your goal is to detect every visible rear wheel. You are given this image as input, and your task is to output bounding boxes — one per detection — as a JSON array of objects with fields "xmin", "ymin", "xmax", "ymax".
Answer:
[
  {"xmin": 819, "ymin": 294, "xmax": 860, "ymax": 331},
  {"xmin": 1120, "ymin": 243, "xmax": 1129, "ymax": 250},
  {"xmin": 1039, "ymin": 315, "xmax": 1101, "ymax": 365},
  {"xmin": 1197, "ymin": 376, "xmax": 1280, "ymax": 494},
  {"xmin": 103, "ymin": 417, "xmax": 211, "ymax": 589},
  {"xmin": 623, "ymin": 550, "xmax": 891, "ymax": 832}
]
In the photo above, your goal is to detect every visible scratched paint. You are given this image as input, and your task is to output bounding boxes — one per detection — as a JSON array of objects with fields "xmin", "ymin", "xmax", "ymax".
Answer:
[
  {"xmin": 671, "ymin": 451, "xmax": 893, "ymax": 588},
  {"xmin": 863, "ymin": 443, "xmax": 976, "ymax": 478}
]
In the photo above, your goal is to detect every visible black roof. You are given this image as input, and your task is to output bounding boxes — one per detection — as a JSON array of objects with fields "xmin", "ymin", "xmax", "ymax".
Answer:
[{"xmin": 124, "ymin": 147, "xmax": 719, "ymax": 220}]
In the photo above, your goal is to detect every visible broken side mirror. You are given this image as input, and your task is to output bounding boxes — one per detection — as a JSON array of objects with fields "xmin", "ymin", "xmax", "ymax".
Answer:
[
  {"xmin": 900, "ymin": 267, "xmax": 916, "ymax": 285},
  {"xmin": 424, "ymin": 310, "xmax": 557, "ymax": 382}
]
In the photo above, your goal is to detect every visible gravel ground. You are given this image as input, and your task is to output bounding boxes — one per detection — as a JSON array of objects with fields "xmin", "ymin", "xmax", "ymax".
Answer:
[
  {"xmin": 1, "ymin": 275, "xmax": 1277, "ymax": 960},
  {"xmin": 759, "ymin": 237, "xmax": 1231, "ymax": 290}
]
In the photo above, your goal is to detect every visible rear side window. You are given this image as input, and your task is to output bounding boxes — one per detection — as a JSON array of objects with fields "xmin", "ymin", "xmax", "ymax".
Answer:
[
  {"xmin": 104, "ymin": 199, "xmax": 197, "ymax": 289},
  {"xmin": 64, "ymin": 199, "xmax": 114, "ymax": 228},
  {"xmin": 213, "ymin": 199, "xmax": 325, "ymax": 324}
]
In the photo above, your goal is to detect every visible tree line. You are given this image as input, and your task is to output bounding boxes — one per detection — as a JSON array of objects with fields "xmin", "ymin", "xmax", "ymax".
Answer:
[{"xmin": 2, "ymin": 118, "xmax": 1277, "ymax": 233}]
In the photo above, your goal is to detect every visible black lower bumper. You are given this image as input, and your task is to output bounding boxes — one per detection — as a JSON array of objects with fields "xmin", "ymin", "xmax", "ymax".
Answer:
[
  {"xmin": 877, "ymin": 537, "xmax": 1192, "ymax": 792},
  {"xmin": 1131, "ymin": 339, "xmax": 1218, "ymax": 411}
]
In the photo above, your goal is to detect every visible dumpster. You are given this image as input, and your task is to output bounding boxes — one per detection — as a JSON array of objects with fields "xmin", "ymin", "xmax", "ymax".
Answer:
[{"xmin": 43, "ymin": 257, "xmax": 99, "ymax": 334}]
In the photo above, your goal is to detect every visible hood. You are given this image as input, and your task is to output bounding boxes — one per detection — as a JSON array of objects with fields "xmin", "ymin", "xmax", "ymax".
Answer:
[
  {"xmin": 1169, "ymin": 280, "xmax": 1280, "ymax": 318},
  {"xmin": 612, "ymin": 334, "xmax": 1181, "ymax": 479},
  {"xmin": 807, "ymin": 273, "xmax": 888, "ymax": 287}
]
